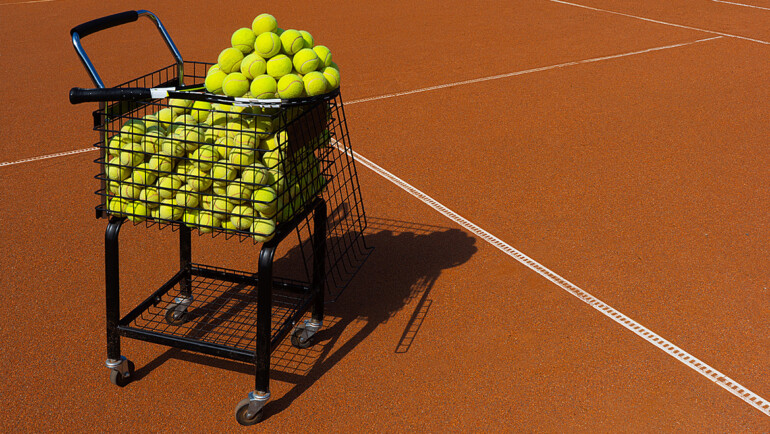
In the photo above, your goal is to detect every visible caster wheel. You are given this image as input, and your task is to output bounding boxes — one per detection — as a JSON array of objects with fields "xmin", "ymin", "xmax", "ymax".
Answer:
[
  {"xmin": 109, "ymin": 360, "xmax": 135, "ymax": 387},
  {"xmin": 291, "ymin": 326, "xmax": 314, "ymax": 349},
  {"xmin": 235, "ymin": 398, "xmax": 264, "ymax": 426},
  {"xmin": 164, "ymin": 305, "xmax": 188, "ymax": 325}
]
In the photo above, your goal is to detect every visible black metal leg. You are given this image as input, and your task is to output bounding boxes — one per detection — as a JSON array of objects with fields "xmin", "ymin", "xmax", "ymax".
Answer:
[
  {"xmin": 179, "ymin": 225, "xmax": 192, "ymax": 297},
  {"xmin": 311, "ymin": 199, "xmax": 327, "ymax": 323},
  {"xmin": 255, "ymin": 242, "xmax": 277, "ymax": 394},
  {"xmin": 105, "ymin": 217, "xmax": 125, "ymax": 360}
]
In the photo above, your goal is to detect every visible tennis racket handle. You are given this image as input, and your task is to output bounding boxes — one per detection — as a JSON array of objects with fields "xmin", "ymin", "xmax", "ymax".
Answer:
[
  {"xmin": 70, "ymin": 11, "xmax": 139, "ymax": 38},
  {"xmin": 69, "ymin": 87, "xmax": 151, "ymax": 104}
]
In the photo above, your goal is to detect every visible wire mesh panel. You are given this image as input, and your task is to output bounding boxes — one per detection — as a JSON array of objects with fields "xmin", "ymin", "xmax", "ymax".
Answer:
[{"xmin": 90, "ymin": 61, "xmax": 369, "ymax": 298}]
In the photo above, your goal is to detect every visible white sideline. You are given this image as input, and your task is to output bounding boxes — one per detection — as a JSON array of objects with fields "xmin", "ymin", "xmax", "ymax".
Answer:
[
  {"xmin": 346, "ymin": 36, "xmax": 722, "ymax": 106},
  {"xmin": 336, "ymin": 143, "xmax": 770, "ymax": 418},
  {"xmin": 550, "ymin": 0, "xmax": 770, "ymax": 45},
  {"xmin": 712, "ymin": 0, "xmax": 770, "ymax": 10},
  {"xmin": 0, "ymin": 0, "xmax": 57, "ymax": 5}
]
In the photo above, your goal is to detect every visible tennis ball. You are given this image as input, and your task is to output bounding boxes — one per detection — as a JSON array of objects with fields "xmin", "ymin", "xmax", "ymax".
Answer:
[
  {"xmin": 212, "ymin": 180, "xmax": 229, "ymax": 196},
  {"xmin": 261, "ymin": 149, "xmax": 282, "ymax": 168},
  {"xmin": 266, "ymin": 54, "xmax": 293, "ymax": 78},
  {"xmin": 267, "ymin": 169, "xmax": 287, "ymax": 193},
  {"xmin": 231, "ymin": 205, "xmax": 256, "ymax": 229},
  {"xmin": 120, "ymin": 182, "xmax": 143, "ymax": 200},
  {"xmin": 118, "ymin": 142, "xmax": 144, "ymax": 167},
  {"xmin": 251, "ymin": 217, "xmax": 276, "ymax": 242},
  {"xmin": 227, "ymin": 181, "xmax": 253, "ymax": 203},
  {"xmin": 106, "ymin": 158, "xmax": 132, "ymax": 181},
  {"xmin": 321, "ymin": 66, "xmax": 340, "ymax": 90},
  {"xmin": 303, "ymin": 71, "xmax": 328, "ymax": 96},
  {"xmin": 218, "ymin": 47, "xmax": 245, "ymax": 74},
  {"xmin": 252, "ymin": 13, "xmax": 278, "ymax": 35},
  {"xmin": 158, "ymin": 198, "xmax": 183, "ymax": 220},
  {"xmin": 172, "ymin": 126, "xmax": 202, "ymax": 152},
  {"xmin": 313, "ymin": 45, "xmax": 332, "ymax": 68},
  {"xmin": 190, "ymin": 145, "xmax": 219, "ymax": 172},
  {"xmin": 231, "ymin": 27, "xmax": 256, "ymax": 54},
  {"xmin": 169, "ymin": 98, "xmax": 193, "ymax": 115},
  {"xmin": 147, "ymin": 155, "xmax": 174, "ymax": 173},
  {"xmin": 156, "ymin": 108, "xmax": 175, "ymax": 128},
  {"xmin": 186, "ymin": 167, "xmax": 213, "ymax": 191},
  {"xmin": 205, "ymin": 70, "xmax": 227, "ymax": 94},
  {"xmin": 252, "ymin": 186, "xmax": 278, "ymax": 216},
  {"xmin": 279, "ymin": 29, "xmax": 304, "ymax": 56},
  {"xmin": 210, "ymin": 196, "xmax": 235, "ymax": 216},
  {"xmin": 108, "ymin": 197, "xmax": 129, "ymax": 217},
  {"xmin": 131, "ymin": 163, "xmax": 158, "ymax": 186},
  {"xmin": 292, "ymin": 48, "xmax": 320, "ymax": 75},
  {"xmin": 176, "ymin": 186, "xmax": 201, "ymax": 208},
  {"xmin": 139, "ymin": 187, "xmax": 162, "ymax": 208},
  {"xmin": 241, "ymin": 164, "xmax": 268, "ymax": 186},
  {"xmin": 275, "ymin": 195, "xmax": 294, "ymax": 223},
  {"xmin": 254, "ymin": 32, "xmax": 281, "ymax": 58},
  {"xmin": 190, "ymin": 101, "xmax": 212, "ymax": 123},
  {"xmin": 229, "ymin": 148, "xmax": 255, "ymax": 166},
  {"xmin": 159, "ymin": 139, "xmax": 186, "ymax": 158},
  {"xmin": 247, "ymin": 75, "xmax": 275, "ymax": 99},
  {"xmin": 120, "ymin": 119, "xmax": 146, "ymax": 142},
  {"xmin": 232, "ymin": 132, "xmax": 258, "ymax": 150},
  {"xmin": 214, "ymin": 136, "xmax": 234, "ymax": 159},
  {"xmin": 156, "ymin": 175, "xmax": 183, "ymax": 199},
  {"xmin": 299, "ymin": 30, "xmax": 314, "ymax": 48},
  {"xmin": 126, "ymin": 201, "xmax": 149, "ymax": 223},
  {"xmin": 196, "ymin": 211, "xmax": 221, "ymax": 233},
  {"xmin": 210, "ymin": 161, "xmax": 237, "ymax": 181},
  {"xmin": 183, "ymin": 210, "xmax": 200, "ymax": 227},
  {"xmin": 240, "ymin": 53, "xmax": 267, "ymax": 80},
  {"xmin": 277, "ymin": 74, "xmax": 304, "ymax": 99},
  {"xmin": 222, "ymin": 72, "xmax": 250, "ymax": 97}
]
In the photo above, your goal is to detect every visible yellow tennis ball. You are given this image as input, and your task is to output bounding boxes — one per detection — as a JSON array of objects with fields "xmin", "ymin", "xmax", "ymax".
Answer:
[
  {"xmin": 108, "ymin": 197, "xmax": 129, "ymax": 217},
  {"xmin": 125, "ymin": 201, "xmax": 149, "ymax": 223},
  {"xmin": 251, "ymin": 186, "xmax": 277, "ymax": 216},
  {"xmin": 131, "ymin": 163, "xmax": 158, "ymax": 186},
  {"xmin": 277, "ymin": 74, "xmax": 304, "ymax": 99},
  {"xmin": 210, "ymin": 161, "xmax": 237, "ymax": 181},
  {"xmin": 230, "ymin": 205, "xmax": 257, "ymax": 229},
  {"xmin": 207, "ymin": 64, "xmax": 222, "ymax": 76},
  {"xmin": 221, "ymin": 72, "xmax": 250, "ymax": 97},
  {"xmin": 158, "ymin": 198, "xmax": 183, "ymax": 220},
  {"xmin": 321, "ymin": 66, "xmax": 340, "ymax": 89},
  {"xmin": 176, "ymin": 185, "xmax": 201, "ymax": 208},
  {"xmin": 186, "ymin": 167, "xmax": 213, "ymax": 191},
  {"xmin": 156, "ymin": 175, "xmax": 183, "ymax": 199},
  {"xmin": 292, "ymin": 48, "xmax": 320, "ymax": 75},
  {"xmin": 231, "ymin": 27, "xmax": 256, "ymax": 54},
  {"xmin": 169, "ymin": 98, "xmax": 193, "ymax": 115},
  {"xmin": 139, "ymin": 187, "xmax": 162, "ymax": 208},
  {"xmin": 251, "ymin": 217, "xmax": 276, "ymax": 242},
  {"xmin": 312, "ymin": 45, "xmax": 332, "ymax": 68},
  {"xmin": 205, "ymin": 70, "xmax": 227, "ymax": 94},
  {"xmin": 279, "ymin": 29, "xmax": 304, "ymax": 56},
  {"xmin": 118, "ymin": 142, "xmax": 144, "ymax": 167},
  {"xmin": 196, "ymin": 211, "xmax": 221, "ymax": 233},
  {"xmin": 190, "ymin": 145, "xmax": 219, "ymax": 172},
  {"xmin": 229, "ymin": 148, "xmax": 255, "ymax": 167},
  {"xmin": 267, "ymin": 169, "xmax": 287, "ymax": 193},
  {"xmin": 255, "ymin": 32, "xmax": 281, "ymax": 59},
  {"xmin": 266, "ymin": 54, "xmax": 292, "ymax": 78},
  {"xmin": 190, "ymin": 101, "xmax": 212, "ymax": 123},
  {"xmin": 147, "ymin": 155, "xmax": 174, "ymax": 173},
  {"xmin": 240, "ymin": 53, "xmax": 267, "ymax": 80},
  {"xmin": 248, "ymin": 75, "xmax": 276, "ymax": 100},
  {"xmin": 240, "ymin": 164, "xmax": 268, "ymax": 186},
  {"xmin": 303, "ymin": 71, "xmax": 328, "ymax": 96},
  {"xmin": 299, "ymin": 30, "xmax": 314, "ymax": 48},
  {"xmin": 218, "ymin": 47, "xmax": 245, "ymax": 74},
  {"xmin": 227, "ymin": 181, "xmax": 253, "ymax": 203},
  {"xmin": 252, "ymin": 13, "xmax": 278, "ymax": 35},
  {"xmin": 261, "ymin": 149, "xmax": 283, "ymax": 169}
]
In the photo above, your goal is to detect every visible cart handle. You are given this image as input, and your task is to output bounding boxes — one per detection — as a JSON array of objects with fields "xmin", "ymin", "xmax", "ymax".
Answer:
[{"xmin": 70, "ymin": 10, "xmax": 184, "ymax": 89}]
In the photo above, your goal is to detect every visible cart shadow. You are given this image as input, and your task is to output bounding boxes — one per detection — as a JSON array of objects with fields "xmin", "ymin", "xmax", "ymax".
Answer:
[{"xmin": 134, "ymin": 217, "xmax": 478, "ymax": 420}]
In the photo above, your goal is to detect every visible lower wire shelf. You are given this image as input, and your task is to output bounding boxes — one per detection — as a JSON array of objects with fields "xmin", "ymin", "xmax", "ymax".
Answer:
[{"xmin": 117, "ymin": 263, "xmax": 315, "ymax": 363}]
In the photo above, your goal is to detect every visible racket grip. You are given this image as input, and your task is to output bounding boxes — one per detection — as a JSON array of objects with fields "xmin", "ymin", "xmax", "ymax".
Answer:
[
  {"xmin": 69, "ymin": 87, "xmax": 152, "ymax": 104},
  {"xmin": 70, "ymin": 11, "xmax": 139, "ymax": 38}
]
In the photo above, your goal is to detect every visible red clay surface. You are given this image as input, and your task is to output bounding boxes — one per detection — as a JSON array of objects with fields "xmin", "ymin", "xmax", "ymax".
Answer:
[{"xmin": 1, "ymin": 0, "xmax": 768, "ymax": 431}]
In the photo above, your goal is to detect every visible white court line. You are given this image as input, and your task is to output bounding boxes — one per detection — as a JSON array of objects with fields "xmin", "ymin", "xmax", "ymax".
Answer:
[
  {"xmin": 0, "ymin": 147, "xmax": 97, "ymax": 168},
  {"xmin": 550, "ymin": 0, "xmax": 770, "ymax": 45},
  {"xmin": 335, "ymin": 143, "xmax": 770, "ymax": 417},
  {"xmin": 346, "ymin": 36, "xmax": 722, "ymax": 106},
  {"xmin": 713, "ymin": 0, "xmax": 770, "ymax": 10},
  {"xmin": 0, "ymin": 0, "xmax": 57, "ymax": 5}
]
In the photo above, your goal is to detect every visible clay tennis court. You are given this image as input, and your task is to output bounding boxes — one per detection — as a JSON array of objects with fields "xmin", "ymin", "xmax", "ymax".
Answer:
[{"xmin": 1, "ymin": 0, "xmax": 768, "ymax": 430}]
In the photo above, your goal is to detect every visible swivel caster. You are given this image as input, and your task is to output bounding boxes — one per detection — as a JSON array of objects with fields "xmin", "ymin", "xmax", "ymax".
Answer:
[
  {"xmin": 107, "ymin": 356, "xmax": 135, "ymax": 387},
  {"xmin": 164, "ymin": 296, "xmax": 193, "ymax": 325},
  {"xmin": 235, "ymin": 391, "xmax": 270, "ymax": 426},
  {"xmin": 291, "ymin": 319, "xmax": 322, "ymax": 349}
]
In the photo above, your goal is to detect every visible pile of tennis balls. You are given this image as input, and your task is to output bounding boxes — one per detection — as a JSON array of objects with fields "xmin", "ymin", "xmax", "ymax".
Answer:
[
  {"xmin": 206, "ymin": 13, "xmax": 340, "ymax": 99},
  {"xmin": 102, "ymin": 13, "xmax": 336, "ymax": 242}
]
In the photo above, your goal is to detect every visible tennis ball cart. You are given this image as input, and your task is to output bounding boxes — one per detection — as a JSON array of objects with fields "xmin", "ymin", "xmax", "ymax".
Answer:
[{"xmin": 69, "ymin": 11, "xmax": 369, "ymax": 425}]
